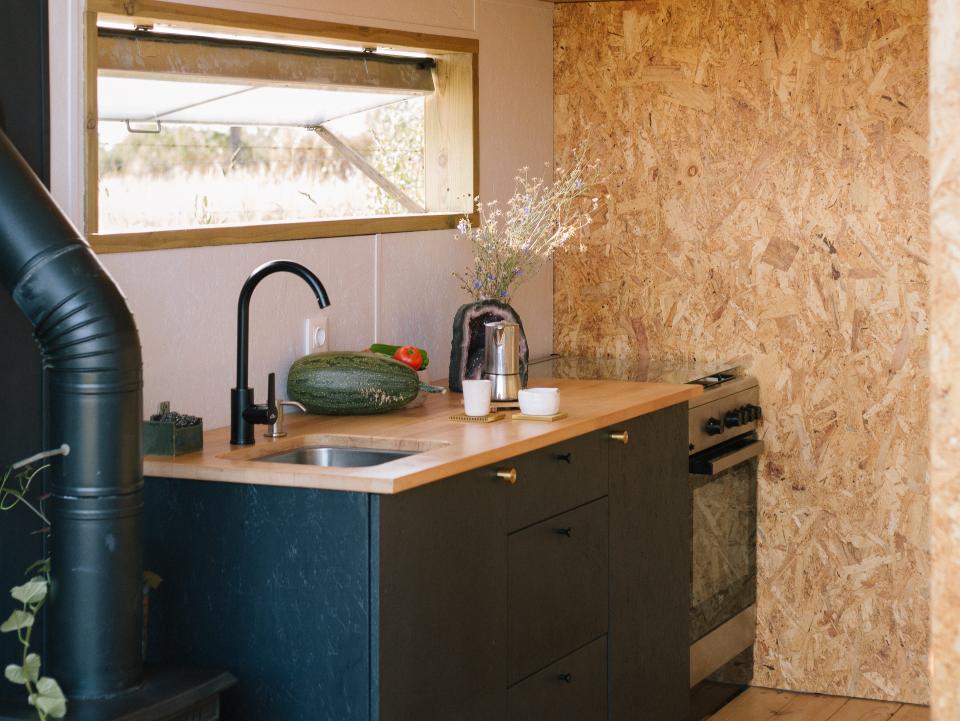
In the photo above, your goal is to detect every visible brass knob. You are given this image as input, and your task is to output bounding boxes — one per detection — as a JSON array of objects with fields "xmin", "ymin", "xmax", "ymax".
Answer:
[
  {"xmin": 496, "ymin": 468, "xmax": 518, "ymax": 484},
  {"xmin": 609, "ymin": 430, "xmax": 629, "ymax": 445}
]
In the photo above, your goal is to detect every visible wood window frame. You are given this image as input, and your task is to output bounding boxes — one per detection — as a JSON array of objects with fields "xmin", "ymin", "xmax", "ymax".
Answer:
[{"xmin": 84, "ymin": 0, "xmax": 480, "ymax": 254}]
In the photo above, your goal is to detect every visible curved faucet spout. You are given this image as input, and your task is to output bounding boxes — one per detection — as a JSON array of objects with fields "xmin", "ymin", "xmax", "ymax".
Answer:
[
  {"xmin": 236, "ymin": 260, "xmax": 330, "ymax": 389},
  {"xmin": 232, "ymin": 260, "xmax": 330, "ymax": 445}
]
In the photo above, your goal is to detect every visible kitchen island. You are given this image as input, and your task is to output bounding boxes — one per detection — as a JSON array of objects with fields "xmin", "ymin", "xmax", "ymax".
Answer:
[{"xmin": 143, "ymin": 378, "xmax": 700, "ymax": 721}]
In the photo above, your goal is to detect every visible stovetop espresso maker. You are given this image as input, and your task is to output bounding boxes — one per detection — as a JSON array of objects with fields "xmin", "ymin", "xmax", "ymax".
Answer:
[{"xmin": 483, "ymin": 321, "xmax": 522, "ymax": 401}]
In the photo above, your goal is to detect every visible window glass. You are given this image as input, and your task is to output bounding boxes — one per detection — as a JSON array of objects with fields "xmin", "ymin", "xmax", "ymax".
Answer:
[
  {"xmin": 96, "ymin": 28, "xmax": 431, "ymax": 232},
  {"xmin": 98, "ymin": 98, "xmax": 425, "ymax": 231}
]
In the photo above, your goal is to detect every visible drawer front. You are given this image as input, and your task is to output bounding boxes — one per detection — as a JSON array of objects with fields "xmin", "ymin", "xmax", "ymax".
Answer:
[
  {"xmin": 508, "ymin": 432, "xmax": 607, "ymax": 531},
  {"xmin": 508, "ymin": 636, "xmax": 607, "ymax": 721},
  {"xmin": 508, "ymin": 498, "xmax": 609, "ymax": 683}
]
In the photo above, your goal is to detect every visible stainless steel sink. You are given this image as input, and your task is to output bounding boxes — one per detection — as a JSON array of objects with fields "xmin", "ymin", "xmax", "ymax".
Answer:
[{"xmin": 254, "ymin": 445, "xmax": 417, "ymax": 467}]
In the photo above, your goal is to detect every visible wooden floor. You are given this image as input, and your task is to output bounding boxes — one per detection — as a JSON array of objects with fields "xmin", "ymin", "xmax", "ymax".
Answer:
[{"xmin": 708, "ymin": 687, "xmax": 930, "ymax": 721}]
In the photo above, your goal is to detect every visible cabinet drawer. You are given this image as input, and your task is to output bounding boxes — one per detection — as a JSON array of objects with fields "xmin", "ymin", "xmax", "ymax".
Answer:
[
  {"xmin": 508, "ymin": 498, "xmax": 609, "ymax": 683},
  {"xmin": 508, "ymin": 432, "xmax": 607, "ymax": 531},
  {"xmin": 508, "ymin": 636, "xmax": 607, "ymax": 721}
]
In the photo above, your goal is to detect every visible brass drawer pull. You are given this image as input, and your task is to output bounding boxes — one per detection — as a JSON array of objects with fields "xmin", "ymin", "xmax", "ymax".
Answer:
[
  {"xmin": 496, "ymin": 468, "xmax": 518, "ymax": 484},
  {"xmin": 609, "ymin": 430, "xmax": 629, "ymax": 445},
  {"xmin": 558, "ymin": 673, "xmax": 573, "ymax": 683},
  {"xmin": 556, "ymin": 452, "xmax": 572, "ymax": 464},
  {"xmin": 554, "ymin": 527, "xmax": 572, "ymax": 537}
]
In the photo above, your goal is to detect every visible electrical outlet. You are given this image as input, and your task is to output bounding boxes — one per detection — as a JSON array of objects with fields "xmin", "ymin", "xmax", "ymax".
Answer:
[{"xmin": 304, "ymin": 315, "xmax": 329, "ymax": 354}]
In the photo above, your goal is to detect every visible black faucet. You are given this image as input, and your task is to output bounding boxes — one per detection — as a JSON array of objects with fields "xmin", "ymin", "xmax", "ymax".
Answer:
[{"xmin": 231, "ymin": 260, "xmax": 330, "ymax": 445}]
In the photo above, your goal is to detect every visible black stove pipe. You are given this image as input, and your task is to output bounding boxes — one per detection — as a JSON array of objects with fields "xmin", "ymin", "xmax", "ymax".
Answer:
[{"xmin": 0, "ymin": 130, "xmax": 144, "ymax": 698}]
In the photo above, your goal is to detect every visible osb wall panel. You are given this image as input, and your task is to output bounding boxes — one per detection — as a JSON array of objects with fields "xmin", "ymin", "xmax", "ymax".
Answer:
[
  {"xmin": 554, "ymin": 0, "xmax": 929, "ymax": 703},
  {"xmin": 929, "ymin": 1, "xmax": 960, "ymax": 719}
]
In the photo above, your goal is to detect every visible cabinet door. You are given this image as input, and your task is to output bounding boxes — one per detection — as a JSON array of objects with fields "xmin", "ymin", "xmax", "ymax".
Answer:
[
  {"xmin": 508, "ymin": 636, "xmax": 608, "ymax": 721},
  {"xmin": 374, "ymin": 468, "xmax": 507, "ymax": 721},
  {"xmin": 608, "ymin": 404, "xmax": 690, "ymax": 721},
  {"xmin": 508, "ymin": 498, "xmax": 609, "ymax": 683},
  {"xmin": 508, "ymin": 432, "xmax": 607, "ymax": 532}
]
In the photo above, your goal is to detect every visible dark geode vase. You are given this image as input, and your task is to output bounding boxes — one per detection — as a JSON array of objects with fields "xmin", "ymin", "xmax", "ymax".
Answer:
[{"xmin": 448, "ymin": 299, "xmax": 529, "ymax": 393}]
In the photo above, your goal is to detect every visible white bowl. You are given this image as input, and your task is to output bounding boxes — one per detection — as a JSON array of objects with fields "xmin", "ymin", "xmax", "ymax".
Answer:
[{"xmin": 518, "ymin": 387, "xmax": 560, "ymax": 416}]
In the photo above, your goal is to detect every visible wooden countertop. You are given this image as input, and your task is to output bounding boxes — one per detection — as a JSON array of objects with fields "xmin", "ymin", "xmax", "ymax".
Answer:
[{"xmin": 144, "ymin": 378, "xmax": 701, "ymax": 494}]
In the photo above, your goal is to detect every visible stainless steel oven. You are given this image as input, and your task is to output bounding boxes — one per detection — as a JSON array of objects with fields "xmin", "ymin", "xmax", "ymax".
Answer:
[{"xmin": 686, "ymin": 369, "xmax": 761, "ymax": 688}]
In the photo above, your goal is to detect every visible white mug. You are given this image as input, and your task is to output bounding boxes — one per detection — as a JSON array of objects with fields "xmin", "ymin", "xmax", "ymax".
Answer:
[
  {"xmin": 462, "ymin": 379, "xmax": 492, "ymax": 417},
  {"xmin": 518, "ymin": 387, "xmax": 560, "ymax": 416}
]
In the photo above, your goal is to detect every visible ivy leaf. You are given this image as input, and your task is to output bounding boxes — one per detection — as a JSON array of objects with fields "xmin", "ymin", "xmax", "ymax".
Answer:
[
  {"xmin": 11, "ymin": 576, "xmax": 47, "ymax": 605},
  {"xmin": 4, "ymin": 655, "xmax": 39, "ymax": 685},
  {"xmin": 22, "ymin": 653, "xmax": 40, "ymax": 683},
  {"xmin": 4, "ymin": 664, "xmax": 25, "ymax": 685},
  {"xmin": 29, "ymin": 676, "xmax": 67, "ymax": 718},
  {"xmin": 0, "ymin": 610, "xmax": 34, "ymax": 633}
]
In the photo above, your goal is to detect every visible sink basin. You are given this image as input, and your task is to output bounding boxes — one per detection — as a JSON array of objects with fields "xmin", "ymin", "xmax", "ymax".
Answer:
[{"xmin": 254, "ymin": 445, "xmax": 417, "ymax": 468}]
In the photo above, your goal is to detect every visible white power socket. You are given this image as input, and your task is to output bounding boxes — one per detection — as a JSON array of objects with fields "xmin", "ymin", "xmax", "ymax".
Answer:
[{"xmin": 304, "ymin": 315, "xmax": 329, "ymax": 355}]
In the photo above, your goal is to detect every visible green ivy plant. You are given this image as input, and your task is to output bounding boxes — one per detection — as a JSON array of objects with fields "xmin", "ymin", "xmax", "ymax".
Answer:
[{"xmin": 0, "ymin": 448, "xmax": 69, "ymax": 720}]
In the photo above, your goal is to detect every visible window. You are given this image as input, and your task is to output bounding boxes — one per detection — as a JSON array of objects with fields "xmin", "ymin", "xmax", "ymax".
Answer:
[{"xmin": 85, "ymin": 1, "xmax": 478, "ymax": 253}]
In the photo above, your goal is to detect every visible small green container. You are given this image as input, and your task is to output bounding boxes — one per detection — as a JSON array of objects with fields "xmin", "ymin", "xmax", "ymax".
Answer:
[{"xmin": 143, "ymin": 419, "xmax": 203, "ymax": 456}]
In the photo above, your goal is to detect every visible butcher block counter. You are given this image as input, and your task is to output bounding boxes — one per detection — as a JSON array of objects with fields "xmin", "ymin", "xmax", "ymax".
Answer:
[{"xmin": 144, "ymin": 377, "xmax": 701, "ymax": 494}]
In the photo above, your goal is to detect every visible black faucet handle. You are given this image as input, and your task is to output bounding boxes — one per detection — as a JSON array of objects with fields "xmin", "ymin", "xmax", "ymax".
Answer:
[{"xmin": 241, "ymin": 373, "xmax": 278, "ymax": 428}]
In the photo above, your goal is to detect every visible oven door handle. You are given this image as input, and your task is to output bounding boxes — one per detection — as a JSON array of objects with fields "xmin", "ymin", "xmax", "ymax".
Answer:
[{"xmin": 690, "ymin": 439, "xmax": 764, "ymax": 476}]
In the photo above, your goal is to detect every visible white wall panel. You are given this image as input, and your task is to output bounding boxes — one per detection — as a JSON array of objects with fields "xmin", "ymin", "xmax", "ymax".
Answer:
[{"xmin": 50, "ymin": 0, "xmax": 554, "ymax": 429}]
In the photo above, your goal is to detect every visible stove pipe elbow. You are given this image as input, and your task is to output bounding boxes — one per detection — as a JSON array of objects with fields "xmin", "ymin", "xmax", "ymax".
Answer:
[{"xmin": 0, "ymin": 129, "xmax": 144, "ymax": 698}]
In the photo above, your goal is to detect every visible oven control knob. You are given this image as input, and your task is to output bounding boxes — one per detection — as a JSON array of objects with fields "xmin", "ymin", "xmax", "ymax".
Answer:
[
  {"xmin": 746, "ymin": 404, "xmax": 762, "ymax": 421},
  {"xmin": 724, "ymin": 410, "xmax": 743, "ymax": 428},
  {"xmin": 705, "ymin": 417, "xmax": 724, "ymax": 435}
]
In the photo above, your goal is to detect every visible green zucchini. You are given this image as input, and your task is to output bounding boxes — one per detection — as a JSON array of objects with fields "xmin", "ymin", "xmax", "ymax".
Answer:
[
  {"xmin": 369, "ymin": 343, "xmax": 430, "ymax": 369},
  {"xmin": 287, "ymin": 351, "xmax": 425, "ymax": 415}
]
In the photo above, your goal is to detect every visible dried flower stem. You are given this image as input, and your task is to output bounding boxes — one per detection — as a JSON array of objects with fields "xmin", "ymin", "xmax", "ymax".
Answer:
[{"xmin": 454, "ymin": 142, "xmax": 604, "ymax": 302}]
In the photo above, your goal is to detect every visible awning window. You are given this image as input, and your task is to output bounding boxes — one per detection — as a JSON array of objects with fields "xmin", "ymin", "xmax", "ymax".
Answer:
[{"xmin": 97, "ymin": 28, "xmax": 436, "ymax": 128}]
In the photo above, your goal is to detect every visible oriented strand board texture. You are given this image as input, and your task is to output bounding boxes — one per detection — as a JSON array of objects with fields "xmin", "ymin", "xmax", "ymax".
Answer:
[
  {"xmin": 929, "ymin": 1, "xmax": 960, "ymax": 719},
  {"xmin": 554, "ymin": 0, "xmax": 929, "ymax": 703}
]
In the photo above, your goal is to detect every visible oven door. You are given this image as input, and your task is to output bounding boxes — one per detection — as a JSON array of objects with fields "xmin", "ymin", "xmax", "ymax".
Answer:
[{"xmin": 688, "ymin": 434, "xmax": 760, "ymax": 687}]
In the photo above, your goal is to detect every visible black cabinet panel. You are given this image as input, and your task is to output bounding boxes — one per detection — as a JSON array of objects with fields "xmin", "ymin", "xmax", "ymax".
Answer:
[
  {"xmin": 376, "ymin": 469, "xmax": 507, "ymax": 721},
  {"xmin": 143, "ymin": 479, "xmax": 373, "ymax": 721},
  {"xmin": 508, "ymin": 432, "xmax": 607, "ymax": 532},
  {"xmin": 508, "ymin": 498, "xmax": 609, "ymax": 683},
  {"xmin": 608, "ymin": 405, "xmax": 690, "ymax": 721},
  {"xmin": 508, "ymin": 636, "xmax": 608, "ymax": 721}
]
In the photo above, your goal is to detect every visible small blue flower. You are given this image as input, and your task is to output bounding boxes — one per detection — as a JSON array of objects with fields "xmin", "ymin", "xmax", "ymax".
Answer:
[
  {"xmin": 486, "ymin": 272, "xmax": 495, "ymax": 281},
  {"xmin": 499, "ymin": 289, "xmax": 508, "ymax": 298},
  {"xmin": 514, "ymin": 268, "xmax": 523, "ymax": 276},
  {"xmin": 575, "ymin": 178, "xmax": 584, "ymax": 189},
  {"xmin": 472, "ymin": 279, "xmax": 482, "ymax": 290}
]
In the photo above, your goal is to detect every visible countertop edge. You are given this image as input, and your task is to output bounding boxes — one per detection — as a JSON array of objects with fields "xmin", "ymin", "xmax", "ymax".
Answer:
[
  {"xmin": 388, "ymin": 383, "xmax": 699, "ymax": 493},
  {"xmin": 144, "ymin": 381, "xmax": 700, "ymax": 494}
]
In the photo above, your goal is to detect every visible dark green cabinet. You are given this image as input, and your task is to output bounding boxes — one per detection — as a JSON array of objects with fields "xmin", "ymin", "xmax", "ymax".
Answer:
[
  {"xmin": 374, "ymin": 468, "xmax": 506, "ymax": 721},
  {"xmin": 609, "ymin": 404, "xmax": 690, "ymax": 721},
  {"xmin": 143, "ymin": 403, "xmax": 689, "ymax": 721}
]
